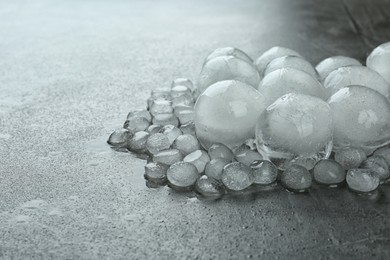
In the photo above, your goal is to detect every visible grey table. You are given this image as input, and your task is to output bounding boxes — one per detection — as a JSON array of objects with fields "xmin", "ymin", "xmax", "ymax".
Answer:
[{"xmin": 1, "ymin": 0, "xmax": 390, "ymax": 259}]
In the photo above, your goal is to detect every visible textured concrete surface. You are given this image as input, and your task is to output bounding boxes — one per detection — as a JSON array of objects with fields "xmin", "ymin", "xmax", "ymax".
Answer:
[{"xmin": 1, "ymin": 0, "xmax": 390, "ymax": 259}]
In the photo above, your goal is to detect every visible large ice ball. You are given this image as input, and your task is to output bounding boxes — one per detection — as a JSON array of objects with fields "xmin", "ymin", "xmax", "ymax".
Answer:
[
  {"xmin": 315, "ymin": 56, "xmax": 362, "ymax": 83},
  {"xmin": 197, "ymin": 56, "xmax": 260, "ymax": 94},
  {"xmin": 264, "ymin": 55, "xmax": 317, "ymax": 78},
  {"xmin": 194, "ymin": 80, "xmax": 267, "ymax": 149},
  {"xmin": 367, "ymin": 42, "xmax": 390, "ymax": 84},
  {"xmin": 328, "ymin": 85, "xmax": 390, "ymax": 153},
  {"xmin": 255, "ymin": 93, "xmax": 333, "ymax": 170},
  {"xmin": 203, "ymin": 47, "xmax": 253, "ymax": 65}
]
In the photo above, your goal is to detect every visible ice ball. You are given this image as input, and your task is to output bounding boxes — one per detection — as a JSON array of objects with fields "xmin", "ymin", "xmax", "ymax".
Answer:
[
  {"xmin": 367, "ymin": 42, "xmax": 390, "ymax": 83},
  {"xmin": 315, "ymin": 56, "xmax": 361, "ymax": 83},
  {"xmin": 264, "ymin": 55, "xmax": 317, "ymax": 78},
  {"xmin": 195, "ymin": 80, "xmax": 267, "ymax": 149},
  {"xmin": 255, "ymin": 93, "xmax": 333, "ymax": 170},
  {"xmin": 204, "ymin": 47, "xmax": 253, "ymax": 65}
]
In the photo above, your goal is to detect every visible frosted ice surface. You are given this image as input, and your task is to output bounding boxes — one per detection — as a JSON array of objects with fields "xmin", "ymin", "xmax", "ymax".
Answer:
[
  {"xmin": 256, "ymin": 93, "xmax": 333, "ymax": 170},
  {"xmin": 373, "ymin": 147, "xmax": 390, "ymax": 166},
  {"xmin": 205, "ymin": 158, "xmax": 231, "ymax": 181},
  {"xmin": 264, "ymin": 55, "xmax": 317, "ymax": 78},
  {"xmin": 195, "ymin": 175, "xmax": 224, "ymax": 199},
  {"xmin": 183, "ymin": 150, "xmax": 210, "ymax": 173},
  {"xmin": 360, "ymin": 156, "xmax": 390, "ymax": 182},
  {"xmin": 107, "ymin": 129, "xmax": 132, "ymax": 147},
  {"xmin": 180, "ymin": 120, "xmax": 196, "ymax": 136},
  {"xmin": 324, "ymin": 66, "xmax": 390, "ymax": 99},
  {"xmin": 159, "ymin": 125, "xmax": 182, "ymax": 145},
  {"xmin": 367, "ymin": 42, "xmax": 390, "ymax": 83},
  {"xmin": 171, "ymin": 78, "xmax": 194, "ymax": 91},
  {"xmin": 152, "ymin": 113, "xmax": 179, "ymax": 127},
  {"xmin": 197, "ymin": 56, "xmax": 260, "ymax": 93},
  {"xmin": 258, "ymin": 68, "xmax": 326, "ymax": 108},
  {"xmin": 146, "ymin": 133, "xmax": 171, "ymax": 155},
  {"xmin": 150, "ymin": 100, "xmax": 173, "ymax": 116},
  {"xmin": 346, "ymin": 169, "xmax": 380, "ymax": 193},
  {"xmin": 195, "ymin": 80, "xmax": 267, "ymax": 149},
  {"xmin": 254, "ymin": 46, "xmax": 301, "ymax": 77},
  {"xmin": 234, "ymin": 149, "xmax": 263, "ymax": 167},
  {"xmin": 315, "ymin": 56, "xmax": 361, "ymax": 83},
  {"xmin": 124, "ymin": 116, "xmax": 150, "ymax": 134},
  {"xmin": 144, "ymin": 162, "xmax": 169, "ymax": 184},
  {"xmin": 250, "ymin": 160, "xmax": 278, "ymax": 185},
  {"xmin": 128, "ymin": 131, "xmax": 149, "ymax": 152},
  {"xmin": 204, "ymin": 47, "xmax": 253, "ymax": 65},
  {"xmin": 171, "ymin": 85, "xmax": 192, "ymax": 98},
  {"xmin": 167, "ymin": 162, "xmax": 200, "ymax": 189},
  {"xmin": 208, "ymin": 143, "xmax": 234, "ymax": 161},
  {"xmin": 334, "ymin": 147, "xmax": 366, "ymax": 170},
  {"xmin": 313, "ymin": 159, "xmax": 346, "ymax": 185},
  {"xmin": 153, "ymin": 149, "xmax": 184, "ymax": 166},
  {"xmin": 172, "ymin": 134, "xmax": 200, "ymax": 156},
  {"xmin": 280, "ymin": 164, "xmax": 312, "ymax": 191},
  {"xmin": 328, "ymin": 86, "xmax": 390, "ymax": 153},
  {"xmin": 127, "ymin": 109, "xmax": 152, "ymax": 122},
  {"xmin": 222, "ymin": 162, "xmax": 254, "ymax": 191}
]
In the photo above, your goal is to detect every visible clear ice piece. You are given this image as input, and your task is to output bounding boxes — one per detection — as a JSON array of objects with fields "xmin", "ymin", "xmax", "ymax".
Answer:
[
  {"xmin": 149, "ymin": 100, "xmax": 173, "ymax": 116},
  {"xmin": 159, "ymin": 125, "xmax": 182, "ymax": 145},
  {"xmin": 183, "ymin": 150, "xmax": 210, "ymax": 173},
  {"xmin": 367, "ymin": 42, "xmax": 390, "ymax": 83},
  {"xmin": 346, "ymin": 169, "xmax": 380, "ymax": 193},
  {"xmin": 373, "ymin": 147, "xmax": 390, "ymax": 166},
  {"xmin": 324, "ymin": 66, "xmax": 390, "ymax": 99},
  {"xmin": 167, "ymin": 162, "xmax": 200, "ymax": 189},
  {"xmin": 152, "ymin": 113, "xmax": 179, "ymax": 127},
  {"xmin": 315, "ymin": 56, "xmax": 361, "ymax": 83},
  {"xmin": 280, "ymin": 164, "xmax": 312, "ymax": 192},
  {"xmin": 107, "ymin": 129, "xmax": 132, "ymax": 147},
  {"xmin": 144, "ymin": 162, "xmax": 169, "ymax": 184},
  {"xmin": 328, "ymin": 86, "xmax": 390, "ymax": 153},
  {"xmin": 208, "ymin": 143, "xmax": 234, "ymax": 161},
  {"xmin": 146, "ymin": 124, "xmax": 163, "ymax": 134},
  {"xmin": 221, "ymin": 162, "xmax": 254, "ymax": 191},
  {"xmin": 360, "ymin": 156, "xmax": 390, "ymax": 182},
  {"xmin": 174, "ymin": 105, "xmax": 193, "ymax": 117},
  {"xmin": 195, "ymin": 175, "xmax": 224, "ymax": 199},
  {"xmin": 171, "ymin": 85, "xmax": 192, "ymax": 98},
  {"xmin": 250, "ymin": 160, "xmax": 278, "ymax": 185},
  {"xmin": 258, "ymin": 68, "xmax": 326, "ymax": 108},
  {"xmin": 177, "ymin": 110, "xmax": 194, "ymax": 125},
  {"xmin": 264, "ymin": 55, "xmax": 317, "ymax": 78},
  {"xmin": 146, "ymin": 133, "xmax": 171, "ymax": 155},
  {"xmin": 195, "ymin": 80, "xmax": 267, "ymax": 149},
  {"xmin": 128, "ymin": 131, "xmax": 150, "ymax": 152},
  {"xmin": 127, "ymin": 109, "xmax": 152, "ymax": 122},
  {"xmin": 124, "ymin": 116, "xmax": 150, "ymax": 134},
  {"xmin": 198, "ymin": 56, "xmax": 260, "ymax": 93},
  {"xmin": 172, "ymin": 93, "xmax": 194, "ymax": 108},
  {"xmin": 153, "ymin": 149, "xmax": 184, "ymax": 166},
  {"xmin": 234, "ymin": 149, "xmax": 263, "ymax": 167},
  {"xmin": 172, "ymin": 134, "xmax": 200, "ymax": 156},
  {"xmin": 171, "ymin": 78, "xmax": 194, "ymax": 91},
  {"xmin": 313, "ymin": 159, "xmax": 346, "ymax": 185},
  {"xmin": 256, "ymin": 93, "xmax": 333, "ymax": 170},
  {"xmin": 180, "ymin": 120, "xmax": 196, "ymax": 136},
  {"xmin": 204, "ymin": 47, "xmax": 253, "ymax": 65},
  {"xmin": 151, "ymin": 88, "xmax": 171, "ymax": 100},
  {"xmin": 204, "ymin": 158, "xmax": 231, "ymax": 181},
  {"xmin": 334, "ymin": 147, "xmax": 367, "ymax": 170}
]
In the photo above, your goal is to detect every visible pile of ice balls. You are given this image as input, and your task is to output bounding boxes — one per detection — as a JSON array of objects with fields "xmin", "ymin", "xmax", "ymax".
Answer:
[{"xmin": 108, "ymin": 42, "xmax": 390, "ymax": 199}]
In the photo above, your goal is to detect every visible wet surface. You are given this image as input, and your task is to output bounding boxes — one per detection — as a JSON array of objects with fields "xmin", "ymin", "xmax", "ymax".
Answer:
[{"xmin": 1, "ymin": 0, "xmax": 390, "ymax": 259}]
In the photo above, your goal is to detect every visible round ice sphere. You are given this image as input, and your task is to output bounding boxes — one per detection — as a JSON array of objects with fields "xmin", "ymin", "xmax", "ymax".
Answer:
[
  {"xmin": 172, "ymin": 134, "xmax": 200, "ymax": 156},
  {"xmin": 167, "ymin": 162, "xmax": 200, "ymax": 190},
  {"xmin": 327, "ymin": 85, "xmax": 390, "ymax": 153},
  {"xmin": 221, "ymin": 162, "xmax": 254, "ymax": 191},
  {"xmin": 146, "ymin": 133, "xmax": 171, "ymax": 155},
  {"xmin": 346, "ymin": 169, "xmax": 380, "ymax": 193},
  {"xmin": 183, "ymin": 150, "xmax": 210, "ymax": 173},
  {"xmin": 205, "ymin": 158, "xmax": 231, "ymax": 181},
  {"xmin": 127, "ymin": 109, "xmax": 152, "ymax": 122},
  {"xmin": 315, "ymin": 56, "xmax": 361, "ymax": 83},
  {"xmin": 144, "ymin": 162, "xmax": 169, "ymax": 184},
  {"xmin": 204, "ymin": 47, "xmax": 253, "ymax": 65},
  {"xmin": 107, "ymin": 129, "xmax": 132, "ymax": 147},
  {"xmin": 258, "ymin": 68, "xmax": 326, "ymax": 107},
  {"xmin": 334, "ymin": 147, "xmax": 367, "ymax": 170},
  {"xmin": 159, "ymin": 125, "xmax": 182, "ymax": 145},
  {"xmin": 128, "ymin": 131, "xmax": 149, "ymax": 152},
  {"xmin": 195, "ymin": 80, "xmax": 267, "ymax": 149},
  {"xmin": 250, "ymin": 160, "xmax": 278, "ymax": 185},
  {"xmin": 367, "ymin": 42, "xmax": 390, "ymax": 83},
  {"xmin": 254, "ymin": 46, "xmax": 301, "ymax": 77},
  {"xmin": 197, "ymin": 56, "xmax": 260, "ymax": 93},
  {"xmin": 194, "ymin": 175, "xmax": 225, "ymax": 199},
  {"xmin": 153, "ymin": 149, "xmax": 184, "ymax": 166},
  {"xmin": 313, "ymin": 159, "xmax": 346, "ymax": 185},
  {"xmin": 324, "ymin": 66, "xmax": 390, "ymax": 99},
  {"xmin": 255, "ymin": 93, "xmax": 333, "ymax": 170},
  {"xmin": 208, "ymin": 143, "xmax": 234, "ymax": 161},
  {"xmin": 280, "ymin": 164, "xmax": 312, "ymax": 192},
  {"xmin": 234, "ymin": 149, "xmax": 263, "ymax": 167},
  {"xmin": 124, "ymin": 116, "xmax": 150, "ymax": 134},
  {"xmin": 360, "ymin": 156, "xmax": 390, "ymax": 182},
  {"xmin": 264, "ymin": 55, "xmax": 317, "ymax": 78}
]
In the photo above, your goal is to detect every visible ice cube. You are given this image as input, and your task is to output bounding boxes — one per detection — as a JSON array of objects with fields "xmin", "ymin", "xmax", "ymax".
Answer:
[
  {"xmin": 204, "ymin": 47, "xmax": 253, "ymax": 65},
  {"xmin": 107, "ymin": 129, "xmax": 132, "ymax": 147},
  {"xmin": 258, "ymin": 68, "xmax": 326, "ymax": 108},
  {"xmin": 198, "ymin": 56, "xmax": 260, "ymax": 93},
  {"xmin": 256, "ymin": 93, "xmax": 333, "ymax": 170},
  {"xmin": 128, "ymin": 131, "xmax": 150, "ymax": 153},
  {"xmin": 373, "ymin": 147, "xmax": 390, "ymax": 166},
  {"xmin": 151, "ymin": 88, "xmax": 171, "ymax": 100},
  {"xmin": 360, "ymin": 156, "xmax": 390, "ymax": 182},
  {"xmin": 208, "ymin": 143, "xmax": 234, "ymax": 161},
  {"xmin": 146, "ymin": 124, "xmax": 163, "ymax": 135},
  {"xmin": 234, "ymin": 149, "xmax": 263, "ymax": 167},
  {"xmin": 324, "ymin": 66, "xmax": 390, "ymax": 99},
  {"xmin": 171, "ymin": 93, "xmax": 194, "ymax": 108},
  {"xmin": 159, "ymin": 125, "xmax": 182, "ymax": 145},
  {"xmin": 313, "ymin": 159, "xmax": 346, "ymax": 185},
  {"xmin": 328, "ymin": 86, "xmax": 390, "ymax": 153},
  {"xmin": 146, "ymin": 133, "xmax": 171, "ymax": 155},
  {"xmin": 172, "ymin": 134, "xmax": 200, "ymax": 156},
  {"xmin": 171, "ymin": 85, "xmax": 192, "ymax": 98},
  {"xmin": 346, "ymin": 168, "xmax": 380, "ymax": 193},
  {"xmin": 367, "ymin": 42, "xmax": 390, "ymax": 83},
  {"xmin": 177, "ymin": 110, "xmax": 194, "ymax": 125},
  {"xmin": 180, "ymin": 120, "xmax": 196, "ymax": 136},
  {"xmin": 250, "ymin": 160, "xmax": 278, "ymax": 185},
  {"xmin": 183, "ymin": 150, "xmax": 210, "ymax": 173},
  {"xmin": 195, "ymin": 80, "xmax": 267, "ymax": 149},
  {"xmin": 174, "ymin": 105, "xmax": 194, "ymax": 117},
  {"xmin": 264, "ymin": 55, "xmax": 317, "ymax": 78},
  {"xmin": 144, "ymin": 162, "xmax": 169, "ymax": 184},
  {"xmin": 194, "ymin": 175, "xmax": 225, "ymax": 199},
  {"xmin": 254, "ymin": 46, "xmax": 301, "ymax": 77},
  {"xmin": 153, "ymin": 149, "xmax": 184, "ymax": 166},
  {"xmin": 149, "ymin": 100, "xmax": 173, "ymax": 116},
  {"xmin": 204, "ymin": 158, "xmax": 231, "ymax": 181},
  {"xmin": 315, "ymin": 56, "xmax": 361, "ymax": 83},
  {"xmin": 334, "ymin": 147, "xmax": 367, "ymax": 170},
  {"xmin": 280, "ymin": 164, "xmax": 312, "ymax": 192},
  {"xmin": 127, "ymin": 109, "xmax": 152, "ymax": 122},
  {"xmin": 221, "ymin": 162, "xmax": 254, "ymax": 191},
  {"xmin": 171, "ymin": 78, "xmax": 194, "ymax": 91},
  {"xmin": 123, "ymin": 116, "xmax": 150, "ymax": 134},
  {"xmin": 167, "ymin": 162, "xmax": 200, "ymax": 190},
  {"xmin": 152, "ymin": 113, "xmax": 179, "ymax": 127}
]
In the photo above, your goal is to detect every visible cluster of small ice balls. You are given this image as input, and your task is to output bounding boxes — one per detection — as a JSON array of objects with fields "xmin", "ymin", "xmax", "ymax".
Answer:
[{"xmin": 108, "ymin": 42, "xmax": 390, "ymax": 198}]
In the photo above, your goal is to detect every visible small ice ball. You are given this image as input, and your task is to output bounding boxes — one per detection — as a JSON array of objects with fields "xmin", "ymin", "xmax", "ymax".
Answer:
[
  {"xmin": 250, "ymin": 160, "xmax": 278, "ymax": 185},
  {"xmin": 107, "ymin": 129, "xmax": 132, "ymax": 147},
  {"xmin": 222, "ymin": 162, "xmax": 254, "ymax": 191},
  {"xmin": 147, "ymin": 124, "xmax": 163, "ymax": 135},
  {"xmin": 194, "ymin": 175, "xmax": 225, "ymax": 199},
  {"xmin": 208, "ymin": 143, "xmax": 234, "ymax": 161},
  {"xmin": 197, "ymin": 56, "xmax": 260, "ymax": 93},
  {"xmin": 127, "ymin": 109, "xmax": 152, "ymax": 122},
  {"xmin": 167, "ymin": 162, "xmax": 200, "ymax": 190},
  {"xmin": 280, "ymin": 164, "xmax": 312, "ymax": 192},
  {"xmin": 258, "ymin": 68, "xmax": 326, "ymax": 108},
  {"xmin": 150, "ymin": 100, "xmax": 173, "ymax": 116},
  {"xmin": 234, "ymin": 149, "xmax": 263, "ymax": 167},
  {"xmin": 313, "ymin": 159, "xmax": 346, "ymax": 185},
  {"xmin": 367, "ymin": 42, "xmax": 390, "ymax": 83},
  {"xmin": 172, "ymin": 134, "xmax": 200, "ymax": 156},
  {"xmin": 373, "ymin": 147, "xmax": 390, "ymax": 166},
  {"xmin": 124, "ymin": 116, "xmax": 150, "ymax": 134},
  {"xmin": 153, "ymin": 149, "xmax": 184, "ymax": 166},
  {"xmin": 128, "ymin": 131, "xmax": 150, "ymax": 153},
  {"xmin": 335, "ymin": 147, "xmax": 367, "ymax": 170},
  {"xmin": 315, "ymin": 56, "xmax": 361, "ymax": 83},
  {"xmin": 180, "ymin": 120, "xmax": 196, "ymax": 136},
  {"xmin": 159, "ymin": 125, "xmax": 182, "ymax": 145},
  {"xmin": 152, "ymin": 113, "xmax": 179, "ymax": 127},
  {"xmin": 204, "ymin": 158, "xmax": 231, "ymax": 181},
  {"xmin": 264, "ymin": 55, "xmax": 317, "ymax": 78},
  {"xmin": 254, "ymin": 46, "xmax": 301, "ymax": 77},
  {"xmin": 144, "ymin": 162, "xmax": 169, "ymax": 184},
  {"xmin": 255, "ymin": 93, "xmax": 333, "ymax": 170},
  {"xmin": 171, "ymin": 78, "xmax": 194, "ymax": 91},
  {"xmin": 146, "ymin": 133, "xmax": 171, "ymax": 155},
  {"xmin": 183, "ymin": 150, "xmax": 210, "ymax": 173},
  {"xmin": 195, "ymin": 80, "xmax": 267, "ymax": 149},
  {"xmin": 204, "ymin": 47, "xmax": 253, "ymax": 65},
  {"xmin": 346, "ymin": 169, "xmax": 380, "ymax": 193},
  {"xmin": 360, "ymin": 156, "xmax": 390, "ymax": 182},
  {"xmin": 324, "ymin": 66, "xmax": 390, "ymax": 99},
  {"xmin": 328, "ymin": 85, "xmax": 390, "ymax": 153}
]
